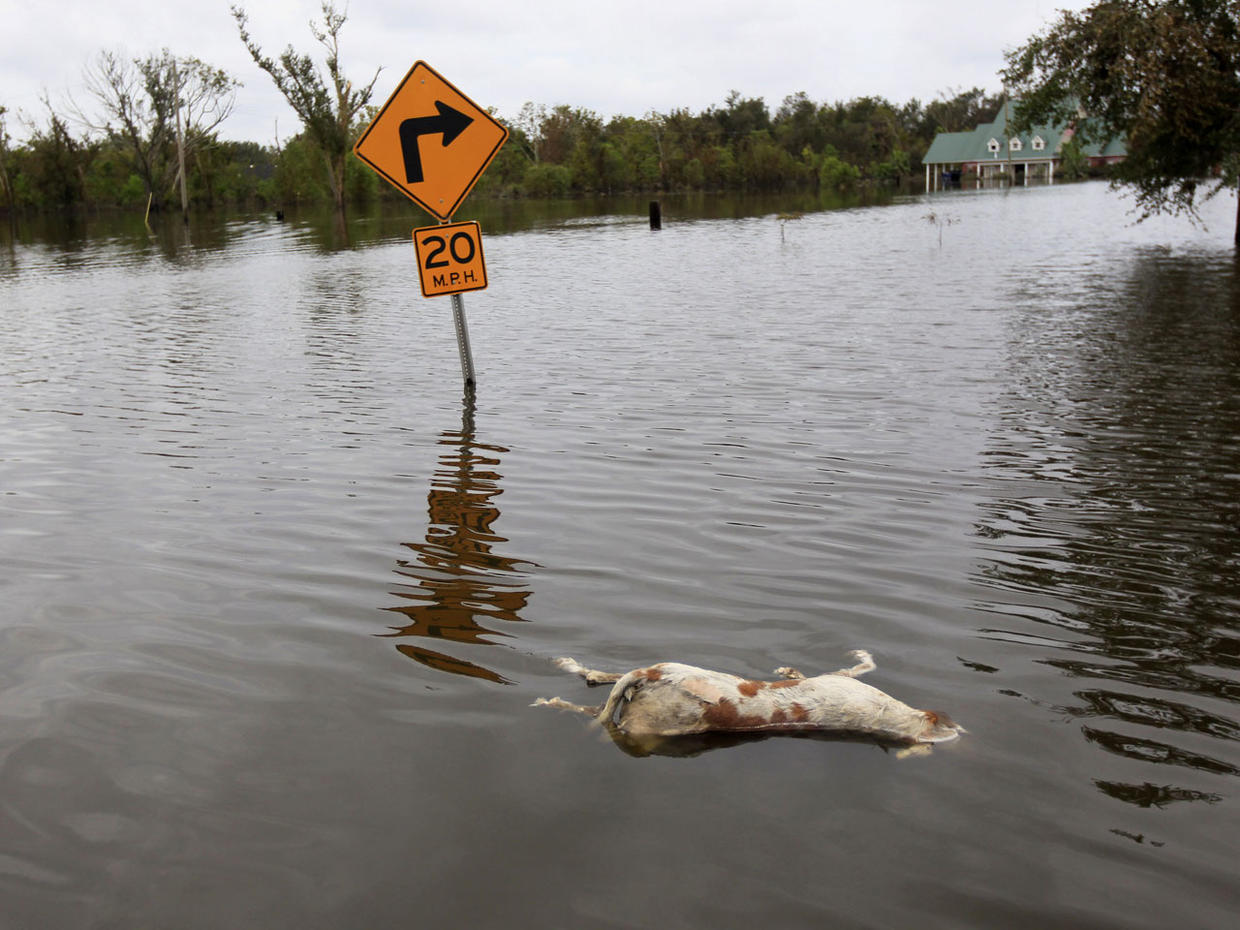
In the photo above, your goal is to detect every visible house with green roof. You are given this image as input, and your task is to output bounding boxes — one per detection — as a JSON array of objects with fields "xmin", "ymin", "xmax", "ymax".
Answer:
[{"xmin": 923, "ymin": 101, "xmax": 1126, "ymax": 191}]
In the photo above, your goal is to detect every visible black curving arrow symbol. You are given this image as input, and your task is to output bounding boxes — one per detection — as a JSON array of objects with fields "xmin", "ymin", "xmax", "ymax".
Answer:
[{"xmin": 399, "ymin": 101, "xmax": 474, "ymax": 184}]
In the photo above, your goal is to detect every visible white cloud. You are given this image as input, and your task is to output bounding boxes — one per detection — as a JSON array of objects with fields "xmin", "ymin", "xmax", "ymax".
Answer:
[{"xmin": 0, "ymin": 0, "xmax": 1095, "ymax": 143}]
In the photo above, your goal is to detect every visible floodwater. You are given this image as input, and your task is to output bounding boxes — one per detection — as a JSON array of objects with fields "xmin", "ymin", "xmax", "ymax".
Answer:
[{"xmin": 2, "ymin": 182, "xmax": 1238, "ymax": 928}]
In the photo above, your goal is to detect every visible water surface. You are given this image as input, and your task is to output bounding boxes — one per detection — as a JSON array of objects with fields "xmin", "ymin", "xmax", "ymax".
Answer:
[{"xmin": 2, "ymin": 183, "xmax": 1237, "ymax": 928}]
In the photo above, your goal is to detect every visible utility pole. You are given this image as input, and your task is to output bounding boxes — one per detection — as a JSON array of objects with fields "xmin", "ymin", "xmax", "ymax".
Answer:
[{"xmin": 173, "ymin": 58, "xmax": 189, "ymax": 222}]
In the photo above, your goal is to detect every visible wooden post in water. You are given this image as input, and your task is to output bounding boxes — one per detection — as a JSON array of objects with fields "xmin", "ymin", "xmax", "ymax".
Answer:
[{"xmin": 649, "ymin": 201, "xmax": 661, "ymax": 230}]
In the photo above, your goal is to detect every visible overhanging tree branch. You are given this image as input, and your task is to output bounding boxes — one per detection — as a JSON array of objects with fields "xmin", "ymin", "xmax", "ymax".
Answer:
[{"xmin": 1003, "ymin": 0, "xmax": 1240, "ymax": 240}]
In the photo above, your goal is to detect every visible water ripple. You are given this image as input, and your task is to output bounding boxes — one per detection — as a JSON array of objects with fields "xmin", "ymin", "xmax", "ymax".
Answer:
[{"xmin": 3, "ymin": 184, "xmax": 1239, "ymax": 928}]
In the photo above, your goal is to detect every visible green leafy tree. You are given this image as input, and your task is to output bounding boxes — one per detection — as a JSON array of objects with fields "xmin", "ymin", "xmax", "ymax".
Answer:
[
  {"xmin": 82, "ymin": 138, "xmax": 148, "ymax": 205},
  {"xmin": 200, "ymin": 140, "xmax": 275, "ymax": 205},
  {"xmin": 473, "ymin": 117, "xmax": 530, "ymax": 197},
  {"xmin": 819, "ymin": 147, "xmax": 860, "ymax": 190},
  {"xmin": 711, "ymin": 91, "xmax": 771, "ymax": 139},
  {"xmin": 16, "ymin": 96, "xmax": 98, "ymax": 207},
  {"xmin": 706, "ymin": 144, "xmax": 738, "ymax": 188},
  {"xmin": 599, "ymin": 141, "xmax": 633, "ymax": 192},
  {"xmin": 1003, "ymin": 0, "xmax": 1240, "ymax": 241},
  {"xmin": 682, "ymin": 156, "xmax": 705, "ymax": 189},
  {"xmin": 522, "ymin": 162, "xmax": 571, "ymax": 198},
  {"xmin": 600, "ymin": 115, "xmax": 661, "ymax": 190},
  {"xmin": 1057, "ymin": 135, "xmax": 1089, "ymax": 181},
  {"xmin": 566, "ymin": 112, "xmax": 604, "ymax": 191},
  {"xmin": 774, "ymin": 91, "xmax": 827, "ymax": 154},
  {"xmin": 918, "ymin": 86, "xmax": 1003, "ymax": 136},
  {"xmin": 871, "ymin": 147, "xmax": 911, "ymax": 184},
  {"xmin": 272, "ymin": 133, "xmax": 332, "ymax": 204},
  {"xmin": 738, "ymin": 130, "xmax": 796, "ymax": 188},
  {"xmin": 661, "ymin": 107, "xmax": 721, "ymax": 181},
  {"xmin": 232, "ymin": 2, "xmax": 380, "ymax": 218}
]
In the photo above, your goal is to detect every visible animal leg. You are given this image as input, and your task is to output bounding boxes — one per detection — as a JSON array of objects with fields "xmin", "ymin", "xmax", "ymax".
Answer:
[
  {"xmin": 531, "ymin": 696, "xmax": 601, "ymax": 717},
  {"xmin": 554, "ymin": 656, "xmax": 625, "ymax": 685},
  {"xmin": 774, "ymin": 666, "xmax": 807, "ymax": 680},
  {"xmin": 832, "ymin": 650, "xmax": 876, "ymax": 678}
]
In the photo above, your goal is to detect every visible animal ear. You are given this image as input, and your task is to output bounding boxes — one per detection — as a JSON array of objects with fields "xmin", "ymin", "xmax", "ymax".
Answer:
[{"xmin": 922, "ymin": 711, "xmax": 964, "ymax": 742}]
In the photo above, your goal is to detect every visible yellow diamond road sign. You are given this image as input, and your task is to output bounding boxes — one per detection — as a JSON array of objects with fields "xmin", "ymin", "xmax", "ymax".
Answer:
[{"xmin": 354, "ymin": 61, "xmax": 508, "ymax": 221}]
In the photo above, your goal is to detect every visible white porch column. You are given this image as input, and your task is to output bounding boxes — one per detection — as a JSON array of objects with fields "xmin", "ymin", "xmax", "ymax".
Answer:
[{"xmin": 926, "ymin": 162, "xmax": 930, "ymax": 193}]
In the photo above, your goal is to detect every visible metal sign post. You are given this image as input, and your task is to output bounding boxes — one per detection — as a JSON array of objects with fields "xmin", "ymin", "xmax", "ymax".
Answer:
[
  {"xmin": 412, "ymin": 219, "xmax": 486, "ymax": 389},
  {"xmin": 450, "ymin": 292, "xmax": 476, "ymax": 389}
]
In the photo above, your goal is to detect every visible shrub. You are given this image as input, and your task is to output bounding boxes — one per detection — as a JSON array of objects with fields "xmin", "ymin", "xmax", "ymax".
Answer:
[{"xmin": 522, "ymin": 162, "xmax": 572, "ymax": 198}]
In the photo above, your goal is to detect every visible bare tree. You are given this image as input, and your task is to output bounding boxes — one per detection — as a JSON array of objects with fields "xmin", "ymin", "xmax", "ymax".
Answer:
[
  {"xmin": 232, "ymin": 2, "xmax": 380, "ymax": 218},
  {"xmin": 76, "ymin": 49, "xmax": 238, "ymax": 203},
  {"xmin": 514, "ymin": 102, "xmax": 546, "ymax": 163}
]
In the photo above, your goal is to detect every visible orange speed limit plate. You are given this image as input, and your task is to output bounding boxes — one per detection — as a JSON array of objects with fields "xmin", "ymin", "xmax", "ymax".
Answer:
[
  {"xmin": 354, "ymin": 61, "xmax": 508, "ymax": 221},
  {"xmin": 413, "ymin": 221, "xmax": 488, "ymax": 298}
]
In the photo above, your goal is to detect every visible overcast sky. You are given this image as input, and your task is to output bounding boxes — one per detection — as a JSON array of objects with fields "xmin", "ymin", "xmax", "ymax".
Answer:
[{"xmin": 2, "ymin": 0, "xmax": 1095, "ymax": 144}]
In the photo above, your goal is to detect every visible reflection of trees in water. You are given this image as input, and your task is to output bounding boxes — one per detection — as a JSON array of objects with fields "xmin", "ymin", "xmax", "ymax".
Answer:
[
  {"xmin": 379, "ymin": 401, "xmax": 535, "ymax": 683},
  {"xmin": 975, "ymin": 250, "xmax": 1240, "ymax": 807}
]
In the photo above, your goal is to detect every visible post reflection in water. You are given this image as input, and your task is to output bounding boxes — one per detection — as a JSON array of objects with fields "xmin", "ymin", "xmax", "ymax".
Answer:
[
  {"xmin": 379, "ymin": 395, "xmax": 536, "ymax": 683},
  {"xmin": 975, "ymin": 250, "xmax": 1240, "ymax": 809}
]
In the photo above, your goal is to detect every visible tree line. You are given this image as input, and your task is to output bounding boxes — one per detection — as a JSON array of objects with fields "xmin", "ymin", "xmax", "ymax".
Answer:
[
  {"xmin": 0, "ymin": 52, "xmax": 1003, "ymax": 213},
  {"xmin": 7, "ymin": 0, "xmax": 1235, "ymax": 242}
]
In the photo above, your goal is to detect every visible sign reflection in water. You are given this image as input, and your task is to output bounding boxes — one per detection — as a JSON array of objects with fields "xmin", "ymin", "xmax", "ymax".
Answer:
[{"xmin": 379, "ymin": 397, "xmax": 536, "ymax": 683}]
